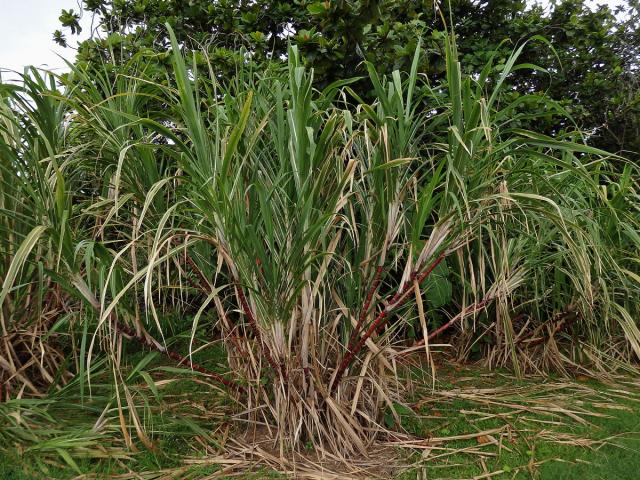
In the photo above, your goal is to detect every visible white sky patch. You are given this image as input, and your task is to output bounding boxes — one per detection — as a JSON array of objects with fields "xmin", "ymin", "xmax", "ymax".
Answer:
[
  {"xmin": 536, "ymin": 0, "xmax": 627, "ymax": 14},
  {"xmin": 0, "ymin": 0, "xmax": 629, "ymax": 80},
  {"xmin": 584, "ymin": 0, "xmax": 626, "ymax": 10},
  {"xmin": 0, "ymin": 0, "xmax": 92, "ymax": 79}
]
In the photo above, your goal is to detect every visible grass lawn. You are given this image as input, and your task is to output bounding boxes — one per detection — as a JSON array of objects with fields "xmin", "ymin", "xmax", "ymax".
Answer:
[
  {"xmin": 397, "ymin": 365, "xmax": 640, "ymax": 479},
  {"xmin": 2, "ymin": 359, "xmax": 639, "ymax": 479}
]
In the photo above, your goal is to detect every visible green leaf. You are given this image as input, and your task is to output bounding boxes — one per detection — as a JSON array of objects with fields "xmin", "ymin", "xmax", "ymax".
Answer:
[
  {"xmin": 307, "ymin": 2, "xmax": 327, "ymax": 15},
  {"xmin": 223, "ymin": 90, "xmax": 253, "ymax": 175},
  {"xmin": 384, "ymin": 408, "xmax": 395, "ymax": 428},
  {"xmin": 0, "ymin": 226, "xmax": 47, "ymax": 314},
  {"xmin": 424, "ymin": 261, "xmax": 452, "ymax": 309}
]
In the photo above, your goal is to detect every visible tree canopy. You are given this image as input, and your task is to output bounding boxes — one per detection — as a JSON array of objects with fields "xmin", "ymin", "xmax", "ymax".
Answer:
[{"xmin": 57, "ymin": 1, "xmax": 639, "ymax": 156}]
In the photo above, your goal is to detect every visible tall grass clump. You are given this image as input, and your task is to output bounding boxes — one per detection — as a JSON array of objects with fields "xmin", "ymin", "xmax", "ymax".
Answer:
[
  {"xmin": 1, "ymin": 25, "xmax": 638, "ymax": 458},
  {"xmin": 0, "ymin": 71, "xmax": 73, "ymax": 398}
]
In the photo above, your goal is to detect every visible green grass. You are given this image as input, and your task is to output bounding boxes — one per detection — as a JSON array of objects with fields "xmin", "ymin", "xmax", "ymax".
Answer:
[
  {"xmin": 538, "ymin": 406, "xmax": 640, "ymax": 479},
  {"xmin": 396, "ymin": 366, "xmax": 640, "ymax": 479},
  {"xmin": 2, "ymin": 364, "xmax": 638, "ymax": 479}
]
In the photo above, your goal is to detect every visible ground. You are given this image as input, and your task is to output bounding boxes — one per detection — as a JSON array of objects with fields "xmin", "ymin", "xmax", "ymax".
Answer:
[
  {"xmin": 2, "ymin": 349, "xmax": 639, "ymax": 479},
  {"xmin": 397, "ymin": 365, "xmax": 640, "ymax": 479}
]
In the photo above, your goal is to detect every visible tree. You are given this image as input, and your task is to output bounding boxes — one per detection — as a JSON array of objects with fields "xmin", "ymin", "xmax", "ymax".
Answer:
[{"xmin": 58, "ymin": 0, "xmax": 639, "ymax": 157}]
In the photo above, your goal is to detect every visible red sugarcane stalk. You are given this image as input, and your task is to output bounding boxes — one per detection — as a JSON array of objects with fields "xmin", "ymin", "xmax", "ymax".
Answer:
[
  {"xmin": 345, "ymin": 266, "xmax": 384, "ymax": 356},
  {"xmin": 184, "ymin": 253, "xmax": 213, "ymax": 292},
  {"xmin": 114, "ymin": 320, "xmax": 245, "ymax": 394},
  {"xmin": 517, "ymin": 311, "xmax": 577, "ymax": 347},
  {"xmin": 184, "ymin": 252, "xmax": 284, "ymax": 381},
  {"xmin": 413, "ymin": 295, "xmax": 493, "ymax": 348},
  {"xmin": 331, "ymin": 252, "xmax": 447, "ymax": 393},
  {"xmin": 235, "ymin": 285, "xmax": 286, "ymax": 381}
]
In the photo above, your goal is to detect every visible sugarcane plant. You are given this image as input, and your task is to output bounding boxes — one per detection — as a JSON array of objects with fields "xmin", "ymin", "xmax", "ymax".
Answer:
[{"xmin": 1, "ymin": 23, "xmax": 638, "ymax": 459}]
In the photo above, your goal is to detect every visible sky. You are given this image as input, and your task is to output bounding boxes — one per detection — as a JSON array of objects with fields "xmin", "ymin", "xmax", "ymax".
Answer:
[
  {"xmin": 0, "ymin": 0, "xmax": 92, "ymax": 79},
  {"xmin": 0, "ymin": 0, "xmax": 628, "ymax": 79}
]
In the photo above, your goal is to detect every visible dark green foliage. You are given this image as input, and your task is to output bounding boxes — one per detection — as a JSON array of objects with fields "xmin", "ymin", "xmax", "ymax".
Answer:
[
  {"xmin": 59, "ymin": 0, "xmax": 640, "ymax": 157},
  {"xmin": 423, "ymin": 260, "xmax": 452, "ymax": 309}
]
